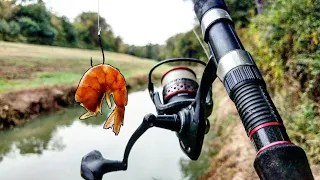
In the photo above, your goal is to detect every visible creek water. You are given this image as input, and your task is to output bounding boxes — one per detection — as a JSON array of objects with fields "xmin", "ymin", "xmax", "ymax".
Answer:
[{"xmin": 0, "ymin": 88, "xmax": 191, "ymax": 180}]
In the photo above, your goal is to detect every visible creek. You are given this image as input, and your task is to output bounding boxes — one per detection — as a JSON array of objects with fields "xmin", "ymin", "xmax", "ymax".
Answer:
[{"xmin": 0, "ymin": 88, "xmax": 192, "ymax": 180}]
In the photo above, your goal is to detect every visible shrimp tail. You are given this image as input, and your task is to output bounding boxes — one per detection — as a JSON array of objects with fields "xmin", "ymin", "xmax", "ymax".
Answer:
[
  {"xmin": 80, "ymin": 111, "xmax": 96, "ymax": 120},
  {"xmin": 103, "ymin": 106, "xmax": 125, "ymax": 135}
]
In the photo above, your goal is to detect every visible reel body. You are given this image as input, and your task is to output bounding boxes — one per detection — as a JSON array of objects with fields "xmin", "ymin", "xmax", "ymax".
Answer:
[{"xmin": 148, "ymin": 58, "xmax": 214, "ymax": 159}]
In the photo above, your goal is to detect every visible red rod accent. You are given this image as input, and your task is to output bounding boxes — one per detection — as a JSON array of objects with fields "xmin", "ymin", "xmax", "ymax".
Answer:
[
  {"xmin": 249, "ymin": 122, "xmax": 283, "ymax": 139},
  {"xmin": 257, "ymin": 141, "xmax": 292, "ymax": 156},
  {"xmin": 161, "ymin": 66, "xmax": 196, "ymax": 83},
  {"xmin": 164, "ymin": 90, "xmax": 196, "ymax": 101}
]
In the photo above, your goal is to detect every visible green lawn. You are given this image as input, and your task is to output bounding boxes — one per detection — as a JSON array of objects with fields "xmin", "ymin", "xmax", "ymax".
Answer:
[{"xmin": 0, "ymin": 41, "xmax": 168, "ymax": 93}]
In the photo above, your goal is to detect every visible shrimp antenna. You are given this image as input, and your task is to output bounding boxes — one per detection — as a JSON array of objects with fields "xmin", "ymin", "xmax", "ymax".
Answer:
[
  {"xmin": 91, "ymin": 57, "xmax": 93, "ymax": 67},
  {"xmin": 97, "ymin": 0, "xmax": 105, "ymax": 64}
]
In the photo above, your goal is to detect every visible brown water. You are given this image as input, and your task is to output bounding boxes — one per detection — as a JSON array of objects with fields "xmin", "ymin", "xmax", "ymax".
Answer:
[{"xmin": 0, "ymin": 88, "xmax": 189, "ymax": 180}]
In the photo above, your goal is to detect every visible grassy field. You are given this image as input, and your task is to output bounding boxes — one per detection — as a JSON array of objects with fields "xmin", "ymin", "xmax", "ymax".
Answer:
[{"xmin": 0, "ymin": 41, "xmax": 168, "ymax": 93}]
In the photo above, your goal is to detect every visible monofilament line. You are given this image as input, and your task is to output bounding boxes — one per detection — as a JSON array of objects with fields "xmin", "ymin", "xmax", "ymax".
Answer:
[
  {"xmin": 97, "ymin": 0, "xmax": 105, "ymax": 64},
  {"xmin": 193, "ymin": 28, "xmax": 209, "ymax": 59}
]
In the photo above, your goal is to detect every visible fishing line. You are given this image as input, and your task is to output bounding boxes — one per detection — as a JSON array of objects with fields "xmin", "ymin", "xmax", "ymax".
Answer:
[
  {"xmin": 193, "ymin": 28, "xmax": 209, "ymax": 59},
  {"xmin": 98, "ymin": 0, "xmax": 105, "ymax": 64}
]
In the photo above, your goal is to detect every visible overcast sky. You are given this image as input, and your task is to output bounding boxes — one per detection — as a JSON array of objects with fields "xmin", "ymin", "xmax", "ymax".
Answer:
[{"xmin": 43, "ymin": 0, "xmax": 197, "ymax": 46}]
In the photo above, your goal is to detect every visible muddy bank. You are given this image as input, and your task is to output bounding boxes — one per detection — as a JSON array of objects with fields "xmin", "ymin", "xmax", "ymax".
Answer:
[{"xmin": 0, "ymin": 73, "xmax": 161, "ymax": 129}]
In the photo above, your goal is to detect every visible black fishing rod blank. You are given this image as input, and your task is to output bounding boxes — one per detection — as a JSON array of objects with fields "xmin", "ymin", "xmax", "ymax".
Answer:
[{"xmin": 193, "ymin": 0, "xmax": 314, "ymax": 179}]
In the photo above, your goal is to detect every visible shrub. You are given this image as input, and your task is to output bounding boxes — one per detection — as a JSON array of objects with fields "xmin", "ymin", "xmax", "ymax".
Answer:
[
  {"xmin": 0, "ymin": 19, "xmax": 9, "ymax": 40},
  {"xmin": 18, "ymin": 17, "xmax": 40, "ymax": 37},
  {"xmin": 8, "ymin": 21, "xmax": 20, "ymax": 37}
]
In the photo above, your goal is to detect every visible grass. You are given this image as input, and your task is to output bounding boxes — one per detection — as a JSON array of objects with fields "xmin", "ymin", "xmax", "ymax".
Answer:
[
  {"xmin": 0, "ymin": 41, "xmax": 169, "ymax": 93},
  {"xmin": 274, "ymin": 93, "xmax": 320, "ymax": 164}
]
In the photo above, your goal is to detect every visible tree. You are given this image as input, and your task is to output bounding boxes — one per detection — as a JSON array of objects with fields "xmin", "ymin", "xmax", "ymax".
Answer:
[
  {"xmin": 16, "ymin": 2, "xmax": 57, "ymax": 44},
  {"xmin": 18, "ymin": 17, "xmax": 40, "ymax": 37},
  {"xmin": 74, "ymin": 12, "xmax": 111, "ymax": 47},
  {"xmin": 61, "ymin": 16, "xmax": 77, "ymax": 44},
  {"xmin": 17, "ymin": 2, "xmax": 51, "ymax": 24},
  {"xmin": 8, "ymin": 21, "xmax": 21, "ymax": 38},
  {"xmin": 0, "ymin": 0, "xmax": 20, "ymax": 20},
  {"xmin": 51, "ymin": 15, "xmax": 77, "ymax": 46},
  {"xmin": 225, "ymin": 0, "xmax": 256, "ymax": 26},
  {"xmin": 0, "ymin": 20, "xmax": 10, "ymax": 40}
]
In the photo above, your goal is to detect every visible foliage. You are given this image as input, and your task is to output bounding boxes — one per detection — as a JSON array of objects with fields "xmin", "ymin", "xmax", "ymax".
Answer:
[
  {"xmin": 120, "ymin": 43, "xmax": 163, "ymax": 60},
  {"xmin": 61, "ymin": 16, "xmax": 77, "ymax": 44},
  {"xmin": 73, "ymin": 12, "xmax": 121, "ymax": 51},
  {"xmin": 275, "ymin": 93, "xmax": 320, "ymax": 164},
  {"xmin": 287, "ymin": 52, "xmax": 320, "ymax": 103},
  {"xmin": 119, "ymin": 25, "xmax": 209, "ymax": 62},
  {"xmin": 225, "ymin": 0, "xmax": 256, "ymax": 27},
  {"xmin": 17, "ymin": 2, "xmax": 51, "ymax": 24},
  {"xmin": 0, "ymin": 0, "xmax": 121, "ymax": 51},
  {"xmin": 245, "ymin": 0, "xmax": 320, "ymax": 92},
  {"xmin": 8, "ymin": 20, "xmax": 20, "ymax": 37},
  {"xmin": 0, "ymin": 0, "xmax": 19, "ymax": 20},
  {"xmin": 290, "ymin": 102, "xmax": 320, "ymax": 164},
  {"xmin": 18, "ymin": 17, "xmax": 40, "ymax": 37},
  {"xmin": 0, "ymin": 19, "xmax": 10, "ymax": 39},
  {"xmin": 51, "ymin": 15, "xmax": 78, "ymax": 47},
  {"xmin": 158, "ymin": 25, "xmax": 209, "ymax": 62},
  {"xmin": 74, "ymin": 12, "xmax": 109, "ymax": 47}
]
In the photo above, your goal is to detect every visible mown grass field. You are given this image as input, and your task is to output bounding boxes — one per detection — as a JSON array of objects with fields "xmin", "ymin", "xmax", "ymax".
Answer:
[{"xmin": 0, "ymin": 41, "xmax": 169, "ymax": 93}]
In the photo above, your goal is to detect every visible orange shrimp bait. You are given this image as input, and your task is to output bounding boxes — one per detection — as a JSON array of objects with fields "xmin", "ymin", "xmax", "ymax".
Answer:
[{"xmin": 75, "ymin": 61, "xmax": 128, "ymax": 135}]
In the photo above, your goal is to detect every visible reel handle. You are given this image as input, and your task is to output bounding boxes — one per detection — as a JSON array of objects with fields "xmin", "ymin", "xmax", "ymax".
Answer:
[
  {"xmin": 80, "ymin": 114, "xmax": 179, "ymax": 180},
  {"xmin": 81, "ymin": 150, "xmax": 126, "ymax": 180}
]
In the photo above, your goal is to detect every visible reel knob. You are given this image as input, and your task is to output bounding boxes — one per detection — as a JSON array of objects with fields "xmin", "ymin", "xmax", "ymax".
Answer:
[{"xmin": 81, "ymin": 150, "xmax": 125, "ymax": 180}]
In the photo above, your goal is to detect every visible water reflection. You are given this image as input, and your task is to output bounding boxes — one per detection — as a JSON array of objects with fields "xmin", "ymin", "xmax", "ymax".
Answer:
[
  {"xmin": 0, "ymin": 89, "xmax": 188, "ymax": 180},
  {"xmin": 0, "ymin": 107, "xmax": 111, "ymax": 162}
]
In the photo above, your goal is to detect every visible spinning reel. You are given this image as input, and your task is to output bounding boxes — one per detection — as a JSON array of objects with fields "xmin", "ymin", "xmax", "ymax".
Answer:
[
  {"xmin": 80, "ymin": 58, "xmax": 217, "ymax": 180},
  {"xmin": 148, "ymin": 58, "xmax": 214, "ymax": 158}
]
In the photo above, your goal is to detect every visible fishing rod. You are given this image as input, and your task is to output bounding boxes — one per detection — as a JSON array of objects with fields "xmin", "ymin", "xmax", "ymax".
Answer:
[{"xmin": 80, "ymin": 0, "xmax": 315, "ymax": 179}]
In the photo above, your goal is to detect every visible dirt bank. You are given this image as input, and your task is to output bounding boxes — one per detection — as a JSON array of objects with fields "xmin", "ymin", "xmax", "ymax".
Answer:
[{"xmin": 0, "ymin": 73, "xmax": 161, "ymax": 129}]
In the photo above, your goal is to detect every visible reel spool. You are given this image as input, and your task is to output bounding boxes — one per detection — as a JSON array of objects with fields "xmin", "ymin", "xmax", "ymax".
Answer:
[
  {"xmin": 148, "ymin": 58, "xmax": 208, "ymax": 115},
  {"xmin": 161, "ymin": 66, "xmax": 199, "ymax": 104}
]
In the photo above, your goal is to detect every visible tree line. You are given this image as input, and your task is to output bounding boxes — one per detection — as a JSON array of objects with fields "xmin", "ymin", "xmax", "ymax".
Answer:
[
  {"xmin": 0, "ymin": 0, "xmax": 121, "ymax": 51},
  {"xmin": 0, "ymin": 0, "xmax": 251, "ymax": 62},
  {"xmin": 122, "ymin": 0, "xmax": 256, "ymax": 61}
]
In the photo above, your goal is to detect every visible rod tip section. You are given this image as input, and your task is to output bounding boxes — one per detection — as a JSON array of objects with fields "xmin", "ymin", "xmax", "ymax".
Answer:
[{"xmin": 194, "ymin": 0, "xmax": 228, "ymax": 21}]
